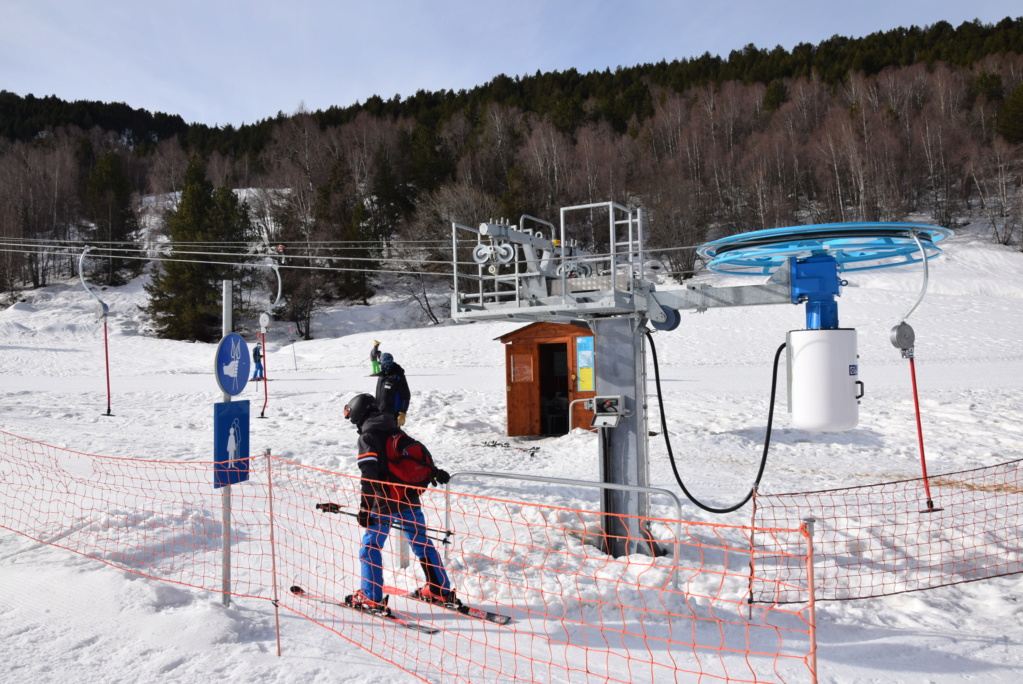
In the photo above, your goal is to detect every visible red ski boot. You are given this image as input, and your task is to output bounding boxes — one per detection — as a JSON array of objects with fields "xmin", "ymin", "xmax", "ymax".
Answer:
[
  {"xmin": 411, "ymin": 585, "xmax": 460, "ymax": 607},
  {"xmin": 345, "ymin": 590, "xmax": 391, "ymax": 616}
]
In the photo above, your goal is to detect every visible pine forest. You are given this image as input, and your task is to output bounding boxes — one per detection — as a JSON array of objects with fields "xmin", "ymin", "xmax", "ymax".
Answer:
[{"xmin": 1, "ymin": 17, "xmax": 1022, "ymax": 340}]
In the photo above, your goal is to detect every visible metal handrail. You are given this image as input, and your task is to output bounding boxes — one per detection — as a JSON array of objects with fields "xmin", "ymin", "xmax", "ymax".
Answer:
[{"xmin": 444, "ymin": 470, "xmax": 683, "ymax": 589}]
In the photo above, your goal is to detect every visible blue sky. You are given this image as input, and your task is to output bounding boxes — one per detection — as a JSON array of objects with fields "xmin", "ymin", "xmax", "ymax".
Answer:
[{"xmin": 2, "ymin": 0, "xmax": 1020, "ymax": 127}]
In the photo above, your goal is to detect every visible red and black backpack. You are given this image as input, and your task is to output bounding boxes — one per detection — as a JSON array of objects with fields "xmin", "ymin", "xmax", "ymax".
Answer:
[{"xmin": 383, "ymin": 431, "xmax": 438, "ymax": 489}]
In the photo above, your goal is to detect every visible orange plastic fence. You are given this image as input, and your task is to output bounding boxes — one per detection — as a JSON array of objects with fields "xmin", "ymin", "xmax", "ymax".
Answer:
[
  {"xmin": 750, "ymin": 459, "xmax": 1023, "ymax": 603},
  {"xmin": 0, "ymin": 429, "xmax": 815, "ymax": 683},
  {"xmin": 0, "ymin": 429, "xmax": 272, "ymax": 599}
]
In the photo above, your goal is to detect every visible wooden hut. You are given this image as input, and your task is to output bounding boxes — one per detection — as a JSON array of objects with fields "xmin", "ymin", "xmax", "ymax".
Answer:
[{"xmin": 497, "ymin": 322, "xmax": 596, "ymax": 436}]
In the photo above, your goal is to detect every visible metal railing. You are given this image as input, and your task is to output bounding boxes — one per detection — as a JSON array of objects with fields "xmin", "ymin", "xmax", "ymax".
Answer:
[{"xmin": 450, "ymin": 202, "xmax": 648, "ymax": 323}]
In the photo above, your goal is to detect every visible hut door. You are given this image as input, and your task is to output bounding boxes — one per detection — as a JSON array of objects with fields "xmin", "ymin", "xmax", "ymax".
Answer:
[
  {"xmin": 539, "ymin": 343, "xmax": 570, "ymax": 435},
  {"xmin": 506, "ymin": 347, "xmax": 539, "ymax": 436}
]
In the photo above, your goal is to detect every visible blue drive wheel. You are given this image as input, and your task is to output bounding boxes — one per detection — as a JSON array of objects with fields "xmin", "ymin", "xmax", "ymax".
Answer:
[
  {"xmin": 697, "ymin": 222, "xmax": 952, "ymax": 275},
  {"xmin": 649, "ymin": 305, "xmax": 681, "ymax": 331}
]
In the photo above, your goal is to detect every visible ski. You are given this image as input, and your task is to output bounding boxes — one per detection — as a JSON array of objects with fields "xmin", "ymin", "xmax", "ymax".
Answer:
[
  {"xmin": 314, "ymin": 502, "xmax": 453, "ymax": 545},
  {"xmin": 383, "ymin": 586, "xmax": 512, "ymax": 626},
  {"xmin": 471, "ymin": 440, "xmax": 541, "ymax": 456},
  {"xmin": 289, "ymin": 585, "xmax": 440, "ymax": 634}
]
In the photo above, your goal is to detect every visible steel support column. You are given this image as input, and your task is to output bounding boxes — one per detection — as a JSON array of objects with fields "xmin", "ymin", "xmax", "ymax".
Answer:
[{"xmin": 590, "ymin": 316, "xmax": 653, "ymax": 557}]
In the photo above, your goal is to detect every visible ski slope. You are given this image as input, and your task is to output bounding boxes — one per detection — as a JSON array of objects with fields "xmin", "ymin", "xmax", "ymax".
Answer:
[{"xmin": 1, "ymin": 220, "xmax": 1022, "ymax": 682}]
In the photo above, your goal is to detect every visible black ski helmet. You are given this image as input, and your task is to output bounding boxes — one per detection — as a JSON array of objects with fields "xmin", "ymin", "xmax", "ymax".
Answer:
[{"xmin": 345, "ymin": 393, "xmax": 377, "ymax": 426}]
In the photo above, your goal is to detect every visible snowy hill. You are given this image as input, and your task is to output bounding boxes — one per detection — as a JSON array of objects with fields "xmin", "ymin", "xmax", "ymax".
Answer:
[{"xmin": 1, "ymin": 219, "xmax": 1022, "ymax": 683}]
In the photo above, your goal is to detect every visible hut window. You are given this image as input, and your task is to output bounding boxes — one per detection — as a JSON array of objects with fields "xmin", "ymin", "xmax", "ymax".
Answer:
[{"xmin": 511, "ymin": 354, "xmax": 533, "ymax": 382}]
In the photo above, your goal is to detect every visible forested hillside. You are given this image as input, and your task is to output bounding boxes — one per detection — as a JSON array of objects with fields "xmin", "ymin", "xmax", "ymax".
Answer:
[{"xmin": 1, "ymin": 17, "xmax": 1021, "ymax": 340}]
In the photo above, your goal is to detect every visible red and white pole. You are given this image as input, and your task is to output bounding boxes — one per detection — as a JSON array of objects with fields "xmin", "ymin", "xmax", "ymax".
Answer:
[{"xmin": 907, "ymin": 351, "xmax": 940, "ymax": 512}]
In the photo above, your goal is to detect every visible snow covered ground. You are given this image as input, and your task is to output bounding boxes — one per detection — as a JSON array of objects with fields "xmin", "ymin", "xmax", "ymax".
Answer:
[{"xmin": 1, "ymin": 219, "xmax": 1022, "ymax": 682}]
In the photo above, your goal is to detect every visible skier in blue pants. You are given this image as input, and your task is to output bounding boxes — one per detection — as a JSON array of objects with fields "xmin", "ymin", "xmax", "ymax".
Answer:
[
  {"xmin": 251, "ymin": 343, "xmax": 264, "ymax": 381},
  {"xmin": 343, "ymin": 393, "xmax": 452, "ymax": 615},
  {"xmin": 359, "ymin": 507, "xmax": 444, "ymax": 605}
]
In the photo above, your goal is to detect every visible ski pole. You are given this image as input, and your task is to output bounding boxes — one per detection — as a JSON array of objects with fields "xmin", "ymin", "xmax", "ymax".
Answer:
[{"xmin": 315, "ymin": 502, "xmax": 452, "ymax": 544}]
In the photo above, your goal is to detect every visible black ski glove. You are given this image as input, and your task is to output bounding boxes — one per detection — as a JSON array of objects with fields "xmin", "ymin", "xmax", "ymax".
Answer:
[
  {"xmin": 432, "ymin": 469, "xmax": 451, "ymax": 486},
  {"xmin": 357, "ymin": 508, "xmax": 372, "ymax": 528}
]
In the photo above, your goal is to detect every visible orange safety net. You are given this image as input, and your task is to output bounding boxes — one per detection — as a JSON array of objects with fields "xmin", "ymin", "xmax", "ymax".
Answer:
[
  {"xmin": 750, "ymin": 459, "xmax": 1023, "ymax": 603},
  {"xmin": 1, "ymin": 430, "xmax": 815, "ymax": 683},
  {"xmin": 0, "ymin": 429, "xmax": 272, "ymax": 600}
]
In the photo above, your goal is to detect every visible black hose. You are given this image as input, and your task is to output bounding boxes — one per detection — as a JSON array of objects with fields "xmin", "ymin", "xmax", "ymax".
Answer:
[{"xmin": 645, "ymin": 330, "xmax": 786, "ymax": 514}]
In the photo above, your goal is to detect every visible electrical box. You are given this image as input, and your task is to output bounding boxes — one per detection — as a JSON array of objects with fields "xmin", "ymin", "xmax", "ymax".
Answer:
[
  {"xmin": 786, "ymin": 328, "xmax": 860, "ymax": 431},
  {"xmin": 590, "ymin": 395, "xmax": 623, "ymax": 428}
]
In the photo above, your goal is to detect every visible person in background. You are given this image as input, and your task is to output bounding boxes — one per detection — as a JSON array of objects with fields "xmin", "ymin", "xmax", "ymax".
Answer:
[
  {"xmin": 375, "ymin": 352, "xmax": 410, "ymax": 426},
  {"xmin": 370, "ymin": 340, "xmax": 382, "ymax": 375},
  {"xmin": 342, "ymin": 393, "xmax": 453, "ymax": 615},
  {"xmin": 251, "ymin": 343, "xmax": 264, "ymax": 381}
]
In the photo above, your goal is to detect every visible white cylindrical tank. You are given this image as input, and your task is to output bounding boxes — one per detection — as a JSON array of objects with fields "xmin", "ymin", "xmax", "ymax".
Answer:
[{"xmin": 787, "ymin": 328, "xmax": 860, "ymax": 431}]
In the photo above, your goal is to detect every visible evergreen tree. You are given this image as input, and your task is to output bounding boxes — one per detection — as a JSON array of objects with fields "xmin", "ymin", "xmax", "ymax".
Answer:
[
  {"xmin": 405, "ymin": 121, "xmax": 454, "ymax": 192},
  {"xmin": 336, "ymin": 202, "xmax": 376, "ymax": 305},
  {"xmin": 368, "ymin": 146, "xmax": 411, "ymax": 242},
  {"xmin": 969, "ymin": 71, "xmax": 1004, "ymax": 104},
  {"xmin": 81, "ymin": 150, "xmax": 140, "ymax": 285},
  {"xmin": 144, "ymin": 154, "xmax": 252, "ymax": 341},
  {"xmin": 995, "ymin": 84, "xmax": 1023, "ymax": 144},
  {"xmin": 763, "ymin": 79, "xmax": 789, "ymax": 112}
]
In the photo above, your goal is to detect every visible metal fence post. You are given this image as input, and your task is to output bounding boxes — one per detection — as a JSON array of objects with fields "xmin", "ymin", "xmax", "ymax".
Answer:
[{"xmin": 221, "ymin": 280, "xmax": 232, "ymax": 608}]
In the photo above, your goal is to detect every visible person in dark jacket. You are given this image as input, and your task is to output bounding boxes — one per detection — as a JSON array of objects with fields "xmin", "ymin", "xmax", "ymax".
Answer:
[
  {"xmin": 343, "ymin": 393, "xmax": 452, "ymax": 615},
  {"xmin": 251, "ymin": 343, "xmax": 264, "ymax": 381},
  {"xmin": 374, "ymin": 352, "xmax": 410, "ymax": 427}
]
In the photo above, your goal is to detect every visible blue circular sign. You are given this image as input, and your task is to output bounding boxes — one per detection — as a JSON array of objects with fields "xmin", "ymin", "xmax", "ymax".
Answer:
[{"xmin": 215, "ymin": 333, "xmax": 251, "ymax": 396}]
